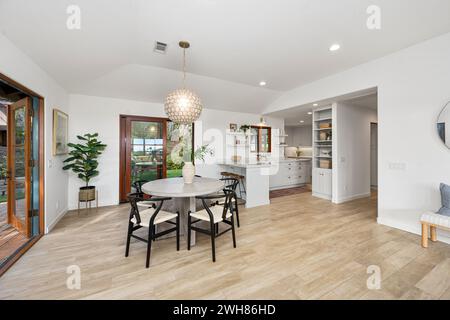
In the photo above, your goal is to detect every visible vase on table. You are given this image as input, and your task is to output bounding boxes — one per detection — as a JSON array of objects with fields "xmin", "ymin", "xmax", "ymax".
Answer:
[{"xmin": 182, "ymin": 161, "xmax": 195, "ymax": 184}]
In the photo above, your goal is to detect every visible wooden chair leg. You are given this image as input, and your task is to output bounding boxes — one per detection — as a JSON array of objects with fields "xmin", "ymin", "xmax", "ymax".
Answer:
[
  {"xmin": 430, "ymin": 226, "xmax": 437, "ymax": 242},
  {"xmin": 146, "ymin": 225, "xmax": 153, "ymax": 268},
  {"xmin": 234, "ymin": 196, "xmax": 240, "ymax": 228},
  {"xmin": 187, "ymin": 213, "xmax": 192, "ymax": 251},
  {"xmin": 176, "ymin": 213, "xmax": 180, "ymax": 251},
  {"xmin": 231, "ymin": 216, "xmax": 237, "ymax": 248},
  {"xmin": 125, "ymin": 222, "xmax": 133, "ymax": 257},
  {"xmin": 421, "ymin": 223, "xmax": 429, "ymax": 248},
  {"xmin": 210, "ymin": 220, "xmax": 216, "ymax": 262}
]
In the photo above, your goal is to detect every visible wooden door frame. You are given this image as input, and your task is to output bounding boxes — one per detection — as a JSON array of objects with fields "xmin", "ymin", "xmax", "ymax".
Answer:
[
  {"xmin": 251, "ymin": 125, "xmax": 272, "ymax": 153},
  {"xmin": 0, "ymin": 72, "xmax": 45, "ymax": 277},
  {"xmin": 119, "ymin": 115, "xmax": 168, "ymax": 202},
  {"xmin": 7, "ymin": 97, "xmax": 32, "ymax": 236}
]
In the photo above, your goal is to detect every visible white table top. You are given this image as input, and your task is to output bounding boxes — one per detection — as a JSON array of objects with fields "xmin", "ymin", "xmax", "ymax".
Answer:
[{"xmin": 141, "ymin": 177, "xmax": 225, "ymax": 198}]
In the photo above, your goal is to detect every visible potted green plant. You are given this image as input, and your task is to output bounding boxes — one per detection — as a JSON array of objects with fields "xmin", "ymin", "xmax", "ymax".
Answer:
[
  {"xmin": 239, "ymin": 124, "xmax": 250, "ymax": 134},
  {"xmin": 63, "ymin": 133, "xmax": 107, "ymax": 202}
]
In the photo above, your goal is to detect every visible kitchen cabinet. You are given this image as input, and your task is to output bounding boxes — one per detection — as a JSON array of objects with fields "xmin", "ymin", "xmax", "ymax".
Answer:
[
  {"xmin": 312, "ymin": 168, "xmax": 332, "ymax": 199},
  {"xmin": 270, "ymin": 160, "xmax": 311, "ymax": 190}
]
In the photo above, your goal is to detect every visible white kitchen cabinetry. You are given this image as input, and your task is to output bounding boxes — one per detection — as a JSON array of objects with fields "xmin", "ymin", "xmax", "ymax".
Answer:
[
  {"xmin": 270, "ymin": 160, "xmax": 311, "ymax": 190},
  {"xmin": 312, "ymin": 168, "xmax": 332, "ymax": 199}
]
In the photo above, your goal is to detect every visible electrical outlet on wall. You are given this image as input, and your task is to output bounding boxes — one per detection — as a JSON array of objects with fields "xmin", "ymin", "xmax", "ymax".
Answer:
[{"xmin": 388, "ymin": 162, "xmax": 406, "ymax": 171}]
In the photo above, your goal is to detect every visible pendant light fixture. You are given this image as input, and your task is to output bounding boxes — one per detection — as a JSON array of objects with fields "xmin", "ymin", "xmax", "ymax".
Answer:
[
  {"xmin": 164, "ymin": 41, "xmax": 203, "ymax": 124},
  {"xmin": 258, "ymin": 117, "xmax": 267, "ymax": 126}
]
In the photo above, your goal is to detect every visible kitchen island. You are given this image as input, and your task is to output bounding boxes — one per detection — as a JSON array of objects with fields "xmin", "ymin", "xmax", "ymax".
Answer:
[
  {"xmin": 219, "ymin": 161, "xmax": 273, "ymax": 208},
  {"xmin": 219, "ymin": 158, "xmax": 312, "ymax": 208}
]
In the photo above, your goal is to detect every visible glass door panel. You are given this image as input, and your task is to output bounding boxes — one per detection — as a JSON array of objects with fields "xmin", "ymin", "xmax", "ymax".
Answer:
[
  {"xmin": 260, "ymin": 127, "xmax": 271, "ymax": 153},
  {"xmin": 120, "ymin": 116, "xmax": 167, "ymax": 201},
  {"xmin": 119, "ymin": 116, "xmax": 194, "ymax": 202},
  {"xmin": 130, "ymin": 121, "xmax": 164, "ymax": 189},
  {"xmin": 7, "ymin": 98, "xmax": 31, "ymax": 237},
  {"xmin": 250, "ymin": 126, "xmax": 272, "ymax": 153}
]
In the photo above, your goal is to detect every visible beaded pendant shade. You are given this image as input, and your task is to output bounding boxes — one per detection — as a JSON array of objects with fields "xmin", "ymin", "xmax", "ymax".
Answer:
[{"xmin": 164, "ymin": 41, "xmax": 203, "ymax": 124}]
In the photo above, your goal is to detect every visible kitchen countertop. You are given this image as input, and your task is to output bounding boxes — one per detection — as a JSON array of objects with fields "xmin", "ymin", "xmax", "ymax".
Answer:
[
  {"xmin": 219, "ymin": 157, "xmax": 311, "ymax": 168},
  {"xmin": 278, "ymin": 157, "xmax": 312, "ymax": 163},
  {"xmin": 219, "ymin": 161, "xmax": 272, "ymax": 168}
]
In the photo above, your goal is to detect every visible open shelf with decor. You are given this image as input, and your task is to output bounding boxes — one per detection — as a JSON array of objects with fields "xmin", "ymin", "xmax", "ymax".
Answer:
[{"xmin": 312, "ymin": 105, "xmax": 334, "ymax": 200}]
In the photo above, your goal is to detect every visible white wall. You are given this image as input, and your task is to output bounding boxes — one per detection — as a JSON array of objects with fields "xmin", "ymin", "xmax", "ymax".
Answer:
[
  {"xmin": 285, "ymin": 125, "xmax": 312, "ymax": 147},
  {"xmin": 265, "ymin": 31, "xmax": 450, "ymax": 243},
  {"xmin": 0, "ymin": 33, "xmax": 69, "ymax": 233},
  {"xmin": 68, "ymin": 95, "xmax": 166, "ymax": 210},
  {"xmin": 68, "ymin": 94, "xmax": 284, "ymax": 210},
  {"xmin": 195, "ymin": 108, "xmax": 284, "ymax": 178},
  {"xmin": 333, "ymin": 103, "xmax": 377, "ymax": 203}
]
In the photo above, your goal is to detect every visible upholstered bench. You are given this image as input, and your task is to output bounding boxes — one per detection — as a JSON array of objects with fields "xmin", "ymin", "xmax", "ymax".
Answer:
[{"xmin": 420, "ymin": 211, "xmax": 450, "ymax": 247}]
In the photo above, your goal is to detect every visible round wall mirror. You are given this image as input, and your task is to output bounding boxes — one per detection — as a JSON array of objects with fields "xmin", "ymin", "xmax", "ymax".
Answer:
[{"xmin": 438, "ymin": 101, "xmax": 450, "ymax": 149}]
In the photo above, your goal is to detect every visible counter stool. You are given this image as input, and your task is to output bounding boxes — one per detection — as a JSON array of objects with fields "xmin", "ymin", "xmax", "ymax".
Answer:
[{"xmin": 220, "ymin": 172, "xmax": 246, "ymax": 202}]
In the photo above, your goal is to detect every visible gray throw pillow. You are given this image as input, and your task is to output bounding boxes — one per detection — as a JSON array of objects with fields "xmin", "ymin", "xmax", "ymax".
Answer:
[{"xmin": 438, "ymin": 183, "xmax": 450, "ymax": 216}]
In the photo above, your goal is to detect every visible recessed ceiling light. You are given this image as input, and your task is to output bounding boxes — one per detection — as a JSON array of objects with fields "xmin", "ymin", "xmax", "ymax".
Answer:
[
  {"xmin": 313, "ymin": 103, "xmax": 318, "ymax": 107},
  {"xmin": 300, "ymin": 120, "xmax": 305, "ymax": 123},
  {"xmin": 307, "ymin": 112, "xmax": 313, "ymax": 115},
  {"xmin": 259, "ymin": 81, "xmax": 266, "ymax": 86},
  {"xmin": 329, "ymin": 44, "xmax": 340, "ymax": 52}
]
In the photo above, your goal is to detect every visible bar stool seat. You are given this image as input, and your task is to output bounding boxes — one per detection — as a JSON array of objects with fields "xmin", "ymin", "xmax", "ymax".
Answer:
[{"xmin": 220, "ymin": 172, "xmax": 246, "ymax": 203}]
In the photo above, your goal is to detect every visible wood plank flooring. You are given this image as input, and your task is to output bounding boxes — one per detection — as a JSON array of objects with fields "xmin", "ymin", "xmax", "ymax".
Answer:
[
  {"xmin": 269, "ymin": 186, "xmax": 309, "ymax": 199},
  {"xmin": 1, "ymin": 191, "xmax": 450, "ymax": 299},
  {"xmin": 0, "ymin": 225, "xmax": 28, "ymax": 266}
]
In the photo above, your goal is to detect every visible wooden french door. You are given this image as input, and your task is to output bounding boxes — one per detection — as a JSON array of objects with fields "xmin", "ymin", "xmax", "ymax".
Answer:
[
  {"xmin": 7, "ymin": 97, "xmax": 31, "ymax": 237},
  {"xmin": 120, "ymin": 115, "xmax": 167, "ymax": 202}
]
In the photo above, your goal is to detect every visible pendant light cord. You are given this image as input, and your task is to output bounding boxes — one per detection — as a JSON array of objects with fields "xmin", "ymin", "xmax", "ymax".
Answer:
[{"xmin": 183, "ymin": 48, "xmax": 186, "ymax": 89}]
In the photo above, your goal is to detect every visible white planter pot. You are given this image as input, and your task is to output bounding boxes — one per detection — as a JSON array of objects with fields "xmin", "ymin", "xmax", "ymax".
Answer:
[{"xmin": 182, "ymin": 162, "xmax": 195, "ymax": 184}]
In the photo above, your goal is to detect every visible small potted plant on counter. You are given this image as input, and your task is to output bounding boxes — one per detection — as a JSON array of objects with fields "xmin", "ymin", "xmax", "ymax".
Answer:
[{"xmin": 63, "ymin": 133, "xmax": 107, "ymax": 203}]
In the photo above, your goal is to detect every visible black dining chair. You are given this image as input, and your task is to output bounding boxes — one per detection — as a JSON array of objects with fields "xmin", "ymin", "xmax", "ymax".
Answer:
[
  {"xmin": 131, "ymin": 180, "xmax": 157, "ymax": 212},
  {"xmin": 188, "ymin": 189, "xmax": 237, "ymax": 262},
  {"xmin": 132, "ymin": 180, "xmax": 147, "ymax": 196},
  {"xmin": 125, "ymin": 193, "xmax": 180, "ymax": 268},
  {"xmin": 213, "ymin": 177, "xmax": 240, "ymax": 227}
]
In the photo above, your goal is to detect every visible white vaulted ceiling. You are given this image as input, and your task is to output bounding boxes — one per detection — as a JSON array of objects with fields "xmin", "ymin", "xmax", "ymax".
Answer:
[{"xmin": 0, "ymin": 0, "xmax": 450, "ymax": 113}]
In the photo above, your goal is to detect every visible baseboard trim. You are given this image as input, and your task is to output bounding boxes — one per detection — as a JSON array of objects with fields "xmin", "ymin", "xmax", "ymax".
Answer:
[
  {"xmin": 334, "ymin": 192, "xmax": 371, "ymax": 204},
  {"xmin": 45, "ymin": 208, "xmax": 68, "ymax": 234},
  {"xmin": 269, "ymin": 183, "xmax": 307, "ymax": 191},
  {"xmin": 312, "ymin": 192, "xmax": 332, "ymax": 200},
  {"xmin": 245, "ymin": 200, "xmax": 271, "ymax": 209}
]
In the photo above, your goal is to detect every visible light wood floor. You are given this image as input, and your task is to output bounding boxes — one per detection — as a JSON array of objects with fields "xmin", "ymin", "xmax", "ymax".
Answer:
[
  {"xmin": 1, "ymin": 192, "xmax": 450, "ymax": 300},
  {"xmin": 0, "ymin": 225, "xmax": 28, "ymax": 266}
]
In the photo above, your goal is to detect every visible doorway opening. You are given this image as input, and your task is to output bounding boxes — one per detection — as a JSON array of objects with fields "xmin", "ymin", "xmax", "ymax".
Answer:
[
  {"xmin": 370, "ymin": 122, "xmax": 378, "ymax": 190},
  {"xmin": 0, "ymin": 73, "xmax": 44, "ymax": 276},
  {"xmin": 119, "ymin": 115, "xmax": 194, "ymax": 202}
]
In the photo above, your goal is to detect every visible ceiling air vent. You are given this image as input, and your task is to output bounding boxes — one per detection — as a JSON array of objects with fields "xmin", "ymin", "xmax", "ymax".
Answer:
[{"xmin": 154, "ymin": 41, "xmax": 168, "ymax": 54}]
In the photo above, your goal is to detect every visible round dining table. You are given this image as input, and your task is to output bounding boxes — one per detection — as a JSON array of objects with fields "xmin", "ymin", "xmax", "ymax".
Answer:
[{"xmin": 142, "ymin": 177, "xmax": 224, "ymax": 246}]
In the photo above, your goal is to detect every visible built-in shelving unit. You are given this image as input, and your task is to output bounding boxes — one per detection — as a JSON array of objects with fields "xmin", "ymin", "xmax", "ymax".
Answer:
[
  {"xmin": 274, "ymin": 131, "xmax": 289, "ymax": 158},
  {"xmin": 312, "ymin": 106, "xmax": 334, "ymax": 200},
  {"xmin": 313, "ymin": 107, "xmax": 333, "ymax": 170}
]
